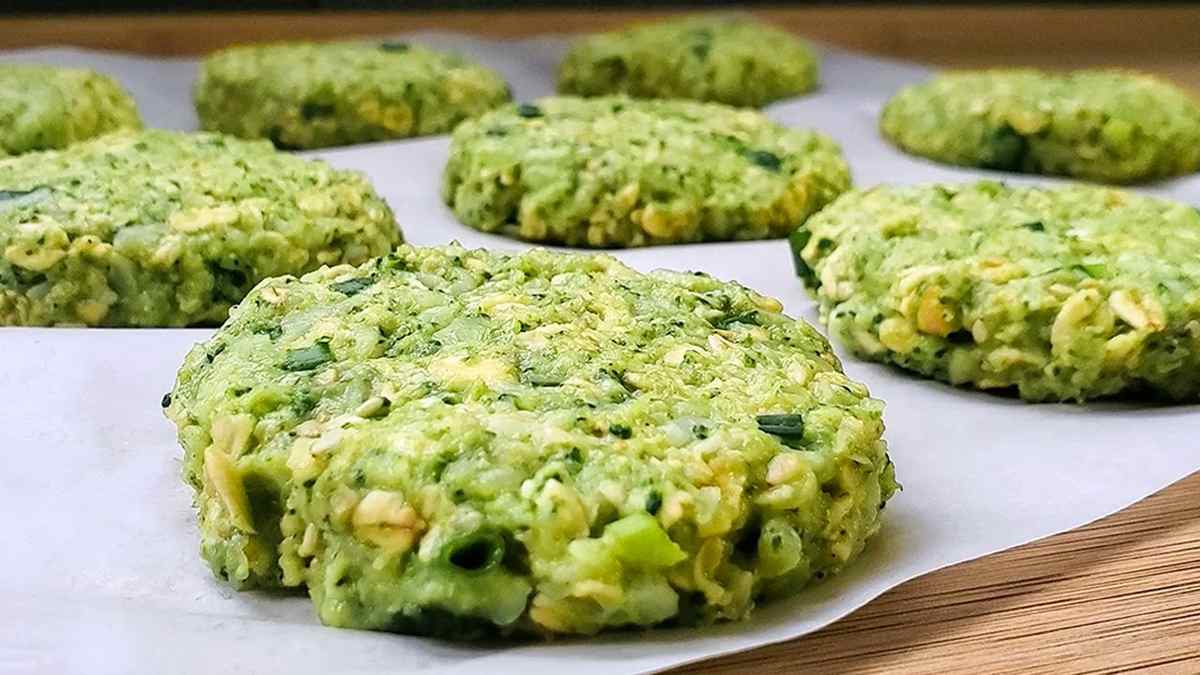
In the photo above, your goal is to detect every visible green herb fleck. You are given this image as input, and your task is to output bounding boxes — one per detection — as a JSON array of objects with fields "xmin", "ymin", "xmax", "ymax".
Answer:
[
  {"xmin": 712, "ymin": 310, "xmax": 760, "ymax": 329},
  {"xmin": 1022, "ymin": 221, "xmax": 1045, "ymax": 232},
  {"xmin": 516, "ymin": 103, "xmax": 543, "ymax": 119},
  {"xmin": 289, "ymin": 389, "xmax": 319, "ymax": 417},
  {"xmin": 744, "ymin": 149, "xmax": 783, "ymax": 172},
  {"xmin": 205, "ymin": 342, "xmax": 226, "ymax": 363},
  {"xmin": 251, "ymin": 323, "xmax": 283, "ymax": 340},
  {"xmin": 329, "ymin": 277, "xmax": 374, "ymax": 296},
  {"xmin": 283, "ymin": 340, "xmax": 333, "ymax": 372},
  {"xmin": 645, "ymin": 489, "xmax": 663, "ymax": 515},
  {"xmin": 756, "ymin": 413, "xmax": 805, "ymax": 438},
  {"xmin": 609, "ymin": 423, "xmax": 633, "ymax": 439},
  {"xmin": 379, "ymin": 41, "xmax": 410, "ymax": 52}
]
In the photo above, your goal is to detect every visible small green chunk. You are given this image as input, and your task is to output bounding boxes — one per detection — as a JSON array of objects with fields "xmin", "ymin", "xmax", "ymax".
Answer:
[
  {"xmin": 789, "ymin": 228, "xmax": 817, "ymax": 286},
  {"xmin": 515, "ymin": 104, "xmax": 543, "ymax": 119},
  {"xmin": 329, "ymin": 277, "xmax": 374, "ymax": 296},
  {"xmin": 1073, "ymin": 262, "xmax": 1108, "ymax": 278},
  {"xmin": 983, "ymin": 125, "xmax": 1028, "ymax": 171},
  {"xmin": 609, "ymin": 423, "xmax": 632, "ymax": 439},
  {"xmin": 379, "ymin": 41, "xmax": 410, "ymax": 53},
  {"xmin": 604, "ymin": 513, "xmax": 686, "ymax": 568},
  {"xmin": 1022, "ymin": 221, "xmax": 1045, "ymax": 232},
  {"xmin": 712, "ymin": 310, "xmax": 760, "ymax": 329},
  {"xmin": 644, "ymin": 489, "xmax": 663, "ymax": 515},
  {"xmin": 282, "ymin": 340, "xmax": 333, "ymax": 372},
  {"xmin": 745, "ymin": 149, "xmax": 783, "ymax": 172},
  {"xmin": 756, "ymin": 413, "xmax": 805, "ymax": 437}
]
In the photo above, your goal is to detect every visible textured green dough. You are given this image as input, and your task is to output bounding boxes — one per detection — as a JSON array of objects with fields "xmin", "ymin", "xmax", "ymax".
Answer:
[
  {"xmin": 0, "ymin": 130, "xmax": 400, "ymax": 326},
  {"xmin": 791, "ymin": 181, "xmax": 1200, "ymax": 402},
  {"xmin": 558, "ymin": 17, "xmax": 819, "ymax": 107},
  {"xmin": 166, "ymin": 243, "xmax": 898, "ymax": 638},
  {"xmin": 195, "ymin": 41, "xmax": 512, "ymax": 149},
  {"xmin": 0, "ymin": 64, "xmax": 141, "ymax": 156},
  {"xmin": 443, "ymin": 96, "xmax": 850, "ymax": 247},
  {"xmin": 880, "ymin": 69, "xmax": 1200, "ymax": 184}
]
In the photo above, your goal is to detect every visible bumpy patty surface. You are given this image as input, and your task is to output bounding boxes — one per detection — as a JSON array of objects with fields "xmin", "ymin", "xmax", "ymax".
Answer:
[
  {"xmin": 166, "ymin": 244, "xmax": 898, "ymax": 638},
  {"xmin": 0, "ymin": 64, "xmax": 141, "ymax": 157},
  {"xmin": 0, "ymin": 130, "xmax": 399, "ymax": 326},
  {"xmin": 443, "ymin": 96, "xmax": 850, "ymax": 247},
  {"xmin": 557, "ymin": 17, "xmax": 819, "ymax": 107},
  {"xmin": 879, "ymin": 69, "xmax": 1200, "ymax": 184},
  {"xmin": 791, "ymin": 182, "xmax": 1200, "ymax": 402},
  {"xmin": 195, "ymin": 41, "xmax": 512, "ymax": 149}
]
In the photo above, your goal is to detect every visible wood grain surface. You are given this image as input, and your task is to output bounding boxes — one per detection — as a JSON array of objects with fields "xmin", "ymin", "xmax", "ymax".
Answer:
[
  {"xmin": 4, "ymin": 6, "xmax": 1199, "ymax": 673},
  {"xmin": 679, "ymin": 472, "xmax": 1200, "ymax": 674},
  {"xmin": 2, "ymin": 6, "xmax": 1200, "ymax": 91}
]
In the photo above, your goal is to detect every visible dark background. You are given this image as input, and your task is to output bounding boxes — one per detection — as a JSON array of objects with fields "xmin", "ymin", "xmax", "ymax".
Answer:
[{"xmin": 8, "ymin": 0, "xmax": 1200, "ymax": 12}]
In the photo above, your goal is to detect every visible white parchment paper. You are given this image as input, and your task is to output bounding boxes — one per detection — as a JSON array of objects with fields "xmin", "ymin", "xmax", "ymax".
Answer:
[{"xmin": 1, "ymin": 33, "xmax": 1198, "ymax": 675}]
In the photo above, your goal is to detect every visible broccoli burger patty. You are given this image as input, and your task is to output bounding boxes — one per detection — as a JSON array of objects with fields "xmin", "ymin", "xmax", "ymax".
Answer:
[
  {"xmin": 166, "ymin": 243, "xmax": 897, "ymax": 638},
  {"xmin": 791, "ymin": 181, "xmax": 1200, "ymax": 401}
]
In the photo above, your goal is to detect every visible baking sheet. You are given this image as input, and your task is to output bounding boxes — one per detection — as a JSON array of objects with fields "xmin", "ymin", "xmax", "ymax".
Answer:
[{"xmin": 2, "ymin": 33, "xmax": 1199, "ymax": 675}]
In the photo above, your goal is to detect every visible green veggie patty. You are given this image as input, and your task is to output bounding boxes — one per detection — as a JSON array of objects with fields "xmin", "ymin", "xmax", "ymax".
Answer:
[
  {"xmin": 558, "ymin": 17, "xmax": 819, "ymax": 107},
  {"xmin": 166, "ymin": 243, "xmax": 897, "ymax": 638},
  {"xmin": 880, "ymin": 69, "xmax": 1200, "ymax": 184},
  {"xmin": 791, "ymin": 181, "xmax": 1200, "ymax": 401},
  {"xmin": 195, "ymin": 40, "xmax": 512, "ymax": 149},
  {"xmin": 0, "ymin": 64, "xmax": 141, "ymax": 157},
  {"xmin": 443, "ymin": 96, "xmax": 850, "ymax": 247},
  {"xmin": 0, "ymin": 129, "xmax": 399, "ymax": 326}
]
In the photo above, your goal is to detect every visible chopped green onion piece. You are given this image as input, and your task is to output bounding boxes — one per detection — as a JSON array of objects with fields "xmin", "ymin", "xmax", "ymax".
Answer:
[
  {"xmin": 282, "ymin": 340, "xmax": 333, "ymax": 372},
  {"xmin": 329, "ymin": 277, "xmax": 374, "ymax": 296},
  {"xmin": 756, "ymin": 413, "xmax": 805, "ymax": 437}
]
